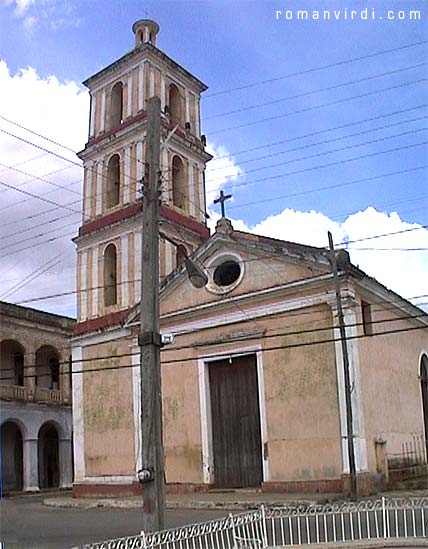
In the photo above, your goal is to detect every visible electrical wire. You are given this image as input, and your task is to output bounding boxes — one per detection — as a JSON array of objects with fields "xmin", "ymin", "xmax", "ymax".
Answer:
[{"xmin": 204, "ymin": 40, "xmax": 428, "ymax": 98}]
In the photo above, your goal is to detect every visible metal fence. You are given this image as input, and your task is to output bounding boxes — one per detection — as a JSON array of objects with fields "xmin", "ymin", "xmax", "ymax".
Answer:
[
  {"xmin": 388, "ymin": 433, "xmax": 428, "ymax": 471},
  {"xmin": 75, "ymin": 497, "xmax": 428, "ymax": 549}
]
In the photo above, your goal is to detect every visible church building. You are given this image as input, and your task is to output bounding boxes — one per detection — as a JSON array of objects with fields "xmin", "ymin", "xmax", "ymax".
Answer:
[{"xmin": 72, "ymin": 20, "xmax": 428, "ymax": 497}]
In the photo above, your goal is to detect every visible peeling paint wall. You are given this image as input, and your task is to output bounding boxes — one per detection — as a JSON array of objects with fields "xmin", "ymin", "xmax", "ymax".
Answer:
[
  {"xmin": 160, "ymin": 302, "xmax": 342, "ymax": 485},
  {"xmin": 356, "ymin": 298, "xmax": 428, "ymax": 471},
  {"xmin": 83, "ymin": 339, "xmax": 135, "ymax": 476}
]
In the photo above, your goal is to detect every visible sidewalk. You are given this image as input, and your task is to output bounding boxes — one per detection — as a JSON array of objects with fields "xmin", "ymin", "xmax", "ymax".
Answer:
[
  {"xmin": 44, "ymin": 488, "xmax": 340, "ymax": 510},
  {"xmin": 43, "ymin": 487, "xmax": 428, "ymax": 511}
]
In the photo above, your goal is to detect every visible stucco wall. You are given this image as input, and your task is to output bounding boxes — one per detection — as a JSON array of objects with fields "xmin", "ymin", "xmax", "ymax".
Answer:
[
  {"xmin": 162, "ymin": 355, "xmax": 204, "ymax": 484},
  {"xmin": 261, "ymin": 305, "xmax": 342, "ymax": 482},
  {"xmin": 356, "ymin": 298, "xmax": 428, "ymax": 471},
  {"xmin": 160, "ymin": 301, "xmax": 342, "ymax": 485},
  {"xmin": 82, "ymin": 338, "xmax": 135, "ymax": 476}
]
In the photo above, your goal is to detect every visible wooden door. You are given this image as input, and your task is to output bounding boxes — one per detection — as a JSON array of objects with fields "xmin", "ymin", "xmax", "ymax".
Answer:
[{"xmin": 209, "ymin": 354, "xmax": 263, "ymax": 488}]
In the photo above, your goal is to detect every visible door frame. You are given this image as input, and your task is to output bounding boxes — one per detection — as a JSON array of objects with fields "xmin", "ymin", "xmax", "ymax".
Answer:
[{"xmin": 198, "ymin": 345, "xmax": 269, "ymax": 486}]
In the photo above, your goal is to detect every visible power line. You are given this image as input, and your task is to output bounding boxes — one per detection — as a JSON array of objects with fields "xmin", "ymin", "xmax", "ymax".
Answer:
[
  {"xmin": 208, "ymin": 78, "xmax": 427, "ymax": 135},
  {"xmin": 207, "ymin": 115, "xmax": 428, "ymax": 172},
  {"xmin": 0, "ymin": 161, "xmax": 82, "ymax": 197},
  {"xmin": 208, "ymin": 104, "xmax": 428, "ymax": 162},
  {"xmin": 0, "ymin": 254, "xmax": 62, "ymax": 300},
  {"xmin": 223, "ymin": 165, "xmax": 428, "ymax": 212},
  {"xmin": 2, "ymin": 322, "xmax": 427, "ymax": 381},
  {"xmin": 0, "ymin": 220, "xmax": 79, "ymax": 253},
  {"xmin": 0, "ymin": 177, "xmax": 80, "ymax": 213},
  {"xmin": 204, "ymin": 40, "xmax": 428, "ymax": 98},
  {"xmin": 0, "ymin": 114, "xmax": 77, "ymax": 153},
  {"xmin": 207, "ymin": 128, "xmax": 427, "ymax": 184},
  {"xmin": 205, "ymin": 63, "xmax": 428, "ymax": 120},
  {"xmin": 206, "ymin": 141, "xmax": 428, "ymax": 195}
]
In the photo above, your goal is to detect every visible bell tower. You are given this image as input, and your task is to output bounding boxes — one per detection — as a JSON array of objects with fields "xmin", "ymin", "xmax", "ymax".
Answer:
[{"xmin": 75, "ymin": 20, "xmax": 212, "ymax": 331}]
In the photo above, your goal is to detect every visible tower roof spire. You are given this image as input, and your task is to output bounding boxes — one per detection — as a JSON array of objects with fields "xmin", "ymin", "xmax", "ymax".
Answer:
[{"xmin": 132, "ymin": 19, "xmax": 160, "ymax": 47}]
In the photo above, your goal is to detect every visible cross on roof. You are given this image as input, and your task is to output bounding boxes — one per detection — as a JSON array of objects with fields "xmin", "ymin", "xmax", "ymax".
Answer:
[{"xmin": 214, "ymin": 190, "xmax": 232, "ymax": 218}]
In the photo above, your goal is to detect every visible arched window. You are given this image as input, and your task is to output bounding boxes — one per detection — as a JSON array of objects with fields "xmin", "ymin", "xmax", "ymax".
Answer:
[
  {"xmin": 109, "ymin": 82, "xmax": 123, "ymax": 129},
  {"xmin": 420, "ymin": 354, "xmax": 428, "ymax": 445},
  {"xmin": 176, "ymin": 245, "xmax": 187, "ymax": 268},
  {"xmin": 104, "ymin": 244, "xmax": 118, "ymax": 307},
  {"xmin": 169, "ymin": 84, "xmax": 181, "ymax": 127},
  {"xmin": 172, "ymin": 155, "xmax": 185, "ymax": 210},
  {"xmin": 106, "ymin": 154, "xmax": 120, "ymax": 208},
  {"xmin": 35, "ymin": 346, "xmax": 60, "ymax": 390},
  {"xmin": 0, "ymin": 340, "xmax": 25, "ymax": 386}
]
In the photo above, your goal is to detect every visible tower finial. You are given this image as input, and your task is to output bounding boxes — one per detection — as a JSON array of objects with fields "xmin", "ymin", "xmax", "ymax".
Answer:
[{"xmin": 132, "ymin": 19, "xmax": 160, "ymax": 47}]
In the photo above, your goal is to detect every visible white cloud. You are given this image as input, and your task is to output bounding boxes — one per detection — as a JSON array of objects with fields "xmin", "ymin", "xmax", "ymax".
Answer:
[
  {"xmin": 0, "ymin": 60, "xmax": 89, "ymax": 316},
  {"xmin": 23, "ymin": 14, "xmax": 37, "ymax": 28},
  {"xmin": 218, "ymin": 206, "xmax": 427, "ymax": 307},
  {"xmin": 205, "ymin": 142, "xmax": 244, "ymax": 206},
  {"xmin": 3, "ymin": 0, "xmax": 78, "ymax": 29},
  {"xmin": 14, "ymin": 0, "xmax": 35, "ymax": 16},
  {"xmin": 0, "ymin": 59, "xmax": 425, "ymax": 318}
]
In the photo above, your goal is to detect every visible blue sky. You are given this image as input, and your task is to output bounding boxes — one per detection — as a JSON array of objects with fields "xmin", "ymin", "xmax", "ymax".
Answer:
[{"xmin": 0, "ymin": 0, "xmax": 427, "ymax": 314}]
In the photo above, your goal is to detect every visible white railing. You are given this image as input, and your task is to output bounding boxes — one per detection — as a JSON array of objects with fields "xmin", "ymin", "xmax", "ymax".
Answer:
[
  {"xmin": 0, "ymin": 383, "xmax": 68, "ymax": 405},
  {"xmin": 34, "ymin": 386, "xmax": 68, "ymax": 404},
  {"xmin": 0, "ymin": 384, "xmax": 30, "ymax": 401},
  {"xmin": 74, "ymin": 497, "xmax": 428, "ymax": 549}
]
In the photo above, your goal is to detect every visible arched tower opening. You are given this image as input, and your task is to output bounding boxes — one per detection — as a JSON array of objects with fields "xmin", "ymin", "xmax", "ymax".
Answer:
[
  {"xmin": 169, "ymin": 84, "xmax": 182, "ymax": 127},
  {"xmin": 109, "ymin": 82, "xmax": 123, "ymax": 129},
  {"xmin": 172, "ymin": 155, "xmax": 186, "ymax": 210},
  {"xmin": 106, "ymin": 154, "xmax": 121, "ymax": 208},
  {"xmin": 104, "ymin": 243, "xmax": 118, "ymax": 307}
]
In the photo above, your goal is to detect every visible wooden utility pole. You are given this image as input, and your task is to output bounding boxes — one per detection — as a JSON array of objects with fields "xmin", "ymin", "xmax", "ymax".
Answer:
[
  {"xmin": 328, "ymin": 231, "xmax": 357, "ymax": 501},
  {"xmin": 139, "ymin": 96, "xmax": 165, "ymax": 532}
]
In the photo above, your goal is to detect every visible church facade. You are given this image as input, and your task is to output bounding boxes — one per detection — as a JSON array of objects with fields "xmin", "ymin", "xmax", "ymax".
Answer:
[{"xmin": 72, "ymin": 20, "xmax": 428, "ymax": 497}]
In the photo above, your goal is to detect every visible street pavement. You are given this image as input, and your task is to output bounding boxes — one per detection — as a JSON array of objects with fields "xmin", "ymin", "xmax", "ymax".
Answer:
[
  {"xmin": 0, "ymin": 493, "xmax": 229, "ymax": 549},
  {"xmin": 1, "ymin": 489, "xmax": 427, "ymax": 549}
]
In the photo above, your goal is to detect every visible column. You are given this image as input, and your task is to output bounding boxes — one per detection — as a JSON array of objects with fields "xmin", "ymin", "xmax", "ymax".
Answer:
[
  {"xmin": 25, "ymin": 351, "xmax": 36, "ymax": 394},
  {"xmin": 100, "ymin": 90, "xmax": 106, "ymax": 133},
  {"xmin": 132, "ymin": 344, "xmax": 142, "ymax": 473},
  {"xmin": 195, "ymin": 95, "xmax": 200, "ymax": 136},
  {"xmin": 59, "ymin": 438, "xmax": 73, "ymax": 488},
  {"xmin": 189, "ymin": 161, "xmax": 196, "ymax": 218},
  {"xmin": 80, "ymin": 250, "xmax": 88, "ymax": 322},
  {"xmin": 161, "ymin": 148, "xmax": 169, "ymax": 203},
  {"xmin": 123, "ymin": 147, "xmax": 131, "ymax": 204},
  {"xmin": 198, "ymin": 166, "xmax": 206, "ymax": 223},
  {"xmin": 89, "ymin": 93, "xmax": 96, "ymax": 138},
  {"xmin": 160, "ymin": 73, "xmax": 166, "ymax": 110},
  {"xmin": 330, "ymin": 295, "xmax": 368, "ymax": 474},
  {"xmin": 127, "ymin": 74, "xmax": 133, "ymax": 118},
  {"xmin": 149, "ymin": 65, "xmax": 155, "ymax": 97},
  {"xmin": 83, "ymin": 163, "xmax": 92, "ymax": 222},
  {"xmin": 134, "ymin": 230, "xmax": 142, "ymax": 302},
  {"xmin": 185, "ymin": 90, "xmax": 190, "ymax": 123},
  {"xmin": 138, "ymin": 64, "xmax": 145, "ymax": 111},
  {"xmin": 72, "ymin": 346, "xmax": 85, "ymax": 482},
  {"xmin": 23, "ymin": 438, "xmax": 39, "ymax": 492},
  {"xmin": 121, "ymin": 234, "xmax": 129, "ymax": 308},
  {"xmin": 96, "ymin": 161, "xmax": 103, "ymax": 215},
  {"xmin": 60, "ymin": 357, "xmax": 71, "ymax": 402},
  {"xmin": 92, "ymin": 245, "xmax": 99, "ymax": 318}
]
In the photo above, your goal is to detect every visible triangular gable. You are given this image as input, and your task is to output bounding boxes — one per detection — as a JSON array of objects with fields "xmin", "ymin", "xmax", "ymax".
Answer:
[{"xmin": 158, "ymin": 226, "xmax": 331, "ymax": 317}]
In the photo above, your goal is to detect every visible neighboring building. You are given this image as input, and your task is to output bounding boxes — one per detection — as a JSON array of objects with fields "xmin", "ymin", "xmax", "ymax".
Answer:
[
  {"xmin": 72, "ymin": 20, "xmax": 428, "ymax": 497},
  {"xmin": 0, "ymin": 301, "xmax": 75, "ymax": 493}
]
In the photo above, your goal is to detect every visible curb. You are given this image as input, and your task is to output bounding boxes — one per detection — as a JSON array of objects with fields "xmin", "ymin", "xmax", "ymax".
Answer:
[{"xmin": 43, "ymin": 497, "xmax": 323, "ymax": 511}]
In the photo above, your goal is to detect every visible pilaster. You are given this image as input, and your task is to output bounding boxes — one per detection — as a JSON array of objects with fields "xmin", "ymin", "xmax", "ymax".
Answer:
[
  {"xmin": 329, "ymin": 290, "xmax": 368, "ymax": 474},
  {"xmin": 23, "ymin": 438, "xmax": 39, "ymax": 492}
]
